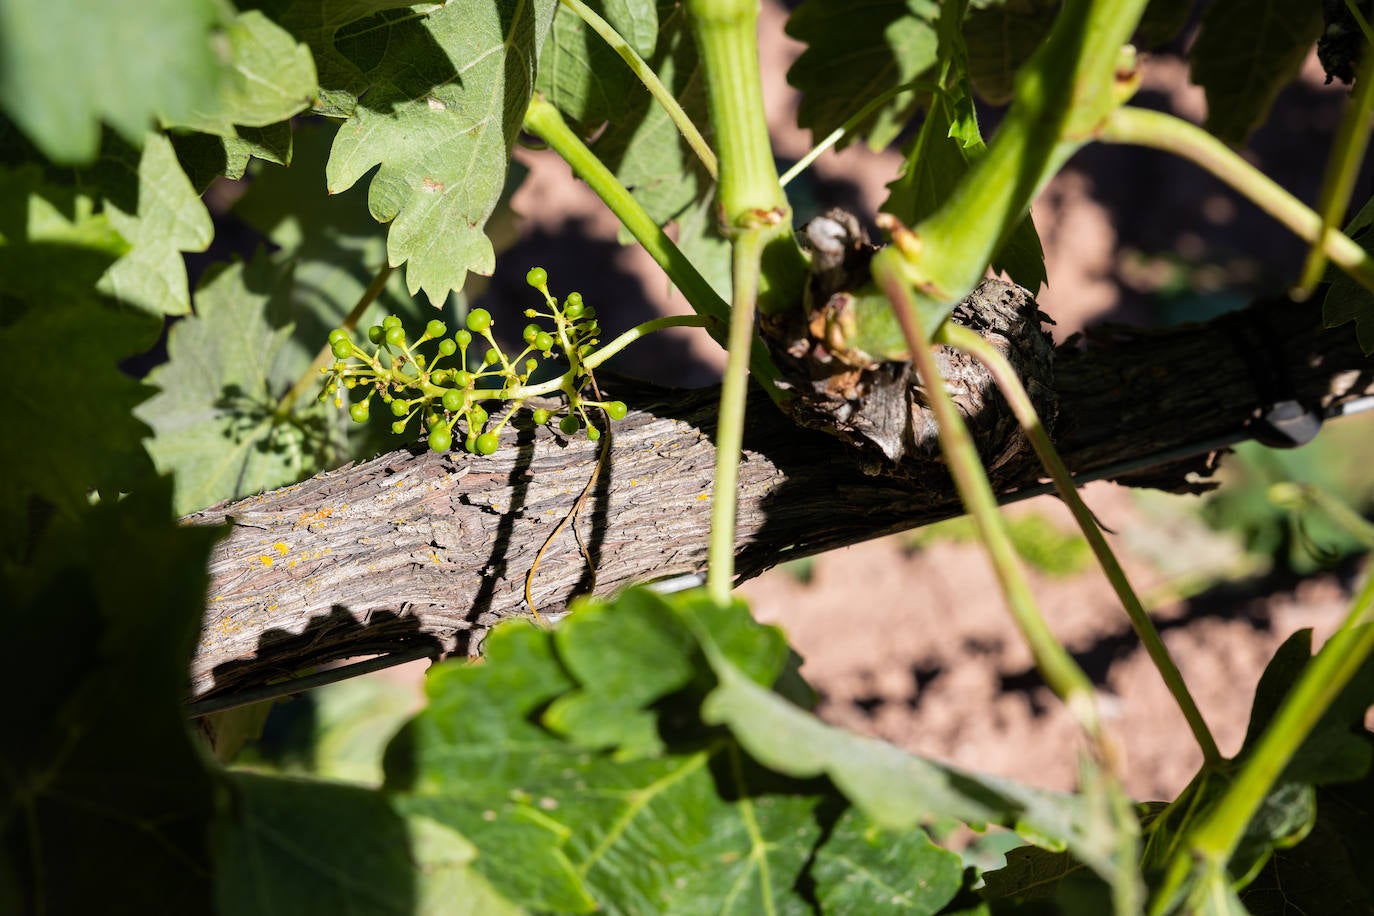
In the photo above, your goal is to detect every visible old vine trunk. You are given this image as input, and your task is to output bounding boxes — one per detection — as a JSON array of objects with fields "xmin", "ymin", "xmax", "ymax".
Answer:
[{"xmin": 187, "ymin": 291, "xmax": 1371, "ymax": 705}]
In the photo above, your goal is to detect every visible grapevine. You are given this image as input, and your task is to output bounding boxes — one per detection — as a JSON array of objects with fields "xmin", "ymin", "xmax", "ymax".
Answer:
[{"xmin": 319, "ymin": 267, "xmax": 630, "ymax": 454}]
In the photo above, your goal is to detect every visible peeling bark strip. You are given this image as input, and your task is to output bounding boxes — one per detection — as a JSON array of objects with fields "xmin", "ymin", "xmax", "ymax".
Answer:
[{"xmin": 186, "ymin": 290, "xmax": 1372, "ymax": 701}]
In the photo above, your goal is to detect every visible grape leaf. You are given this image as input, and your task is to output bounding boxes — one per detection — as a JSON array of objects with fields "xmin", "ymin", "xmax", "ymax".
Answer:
[
  {"xmin": 882, "ymin": 2, "xmax": 1046, "ymax": 291},
  {"xmin": 536, "ymin": 0, "xmax": 660, "ymax": 130},
  {"xmin": 0, "ymin": 300, "xmax": 158, "ymax": 557},
  {"xmin": 786, "ymin": 0, "xmax": 941, "ymax": 150},
  {"xmin": 323, "ymin": 0, "xmax": 557, "ymax": 305},
  {"xmin": 234, "ymin": 122, "xmax": 420, "ymax": 370},
  {"xmin": 0, "ymin": 0, "xmax": 222, "ymax": 163},
  {"xmin": 1136, "ymin": 0, "xmax": 1195, "ymax": 50},
  {"xmin": 590, "ymin": 3, "xmax": 713, "ymax": 229},
  {"xmin": 174, "ymin": 122, "xmax": 295, "ymax": 187},
  {"xmin": 214, "ymin": 772, "xmax": 523, "ymax": 916},
  {"xmin": 172, "ymin": 10, "xmax": 317, "ymax": 138},
  {"xmin": 137, "ymin": 254, "xmax": 347, "ymax": 515},
  {"xmin": 95, "ymin": 132, "xmax": 215, "ymax": 316},
  {"xmin": 963, "ymin": 0, "xmax": 1058, "ymax": 105},
  {"xmin": 1323, "ymin": 196, "xmax": 1374, "ymax": 353},
  {"xmin": 696, "ymin": 628, "xmax": 1127, "ymax": 886},
  {"xmin": 812, "ymin": 809, "xmax": 963, "ymax": 913},
  {"xmin": 1, "ymin": 481, "xmax": 222, "ymax": 914},
  {"xmin": 1189, "ymin": 0, "xmax": 1324, "ymax": 146},
  {"xmin": 0, "ymin": 164, "xmax": 129, "ymax": 308}
]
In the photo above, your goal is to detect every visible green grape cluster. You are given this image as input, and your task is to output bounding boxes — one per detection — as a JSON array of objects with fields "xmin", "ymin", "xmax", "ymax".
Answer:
[{"xmin": 320, "ymin": 267, "xmax": 628, "ymax": 454}]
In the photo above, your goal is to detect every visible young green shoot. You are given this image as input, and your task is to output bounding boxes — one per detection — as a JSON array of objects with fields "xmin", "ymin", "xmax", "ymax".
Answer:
[
  {"xmin": 1153, "ymin": 572, "xmax": 1374, "ymax": 913},
  {"xmin": 939, "ymin": 321, "xmax": 1221, "ymax": 764},
  {"xmin": 1296, "ymin": 24, "xmax": 1374, "ymax": 296},
  {"xmin": 1099, "ymin": 106, "xmax": 1374, "ymax": 296},
  {"xmin": 559, "ymin": 0, "xmax": 717, "ymax": 180},
  {"xmin": 873, "ymin": 246, "xmax": 1112, "ymax": 760},
  {"xmin": 706, "ymin": 229, "xmax": 763, "ymax": 605}
]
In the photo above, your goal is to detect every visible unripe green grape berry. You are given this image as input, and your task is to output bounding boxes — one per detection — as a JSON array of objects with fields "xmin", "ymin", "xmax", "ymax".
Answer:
[
  {"xmin": 578, "ymin": 344, "xmax": 594, "ymax": 357},
  {"xmin": 426, "ymin": 319, "xmax": 447, "ymax": 339},
  {"xmin": 587, "ymin": 426, "xmax": 600, "ymax": 442},
  {"xmin": 382, "ymin": 315, "xmax": 401, "ymax": 330},
  {"xmin": 437, "ymin": 338, "xmax": 457, "ymax": 356},
  {"xmin": 368, "ymin": 325, "xmax": 384, "ymax": 344},
  {"xmin": 482, "ymin": 349, "xmax": 499, "ymax": 366},
  {"xmin": 464, "ymin": 436, "xmax": 478, "ymax": 453},
  {"xmin": 441, "ymin": 389, "xmax": 463, "ymax": 412},
  {"xmin": 522, "ymin": 323, "xmax": 539, "ymax": 344},
  {"xmin": 526, "ymin": 266, "xmax": 548, "ymax": 289},
  {"xmin": 391, "ymin": 399, "xmax": 409, "ymax": 417},
  {"xmin": 413, "ymin": 353, "xmax": 427, "ymax": 367},
  {"xmin": 475, "ymin": 432, "xmax": 499, "ymax": 455},
  {"xmin": 465, "ymin": 308, "xmax": 492, "ymax": 333},
  {"xmin": 331, "ymin": 339, "xmax": 352, "ymax": 359},
  {"xmin": 345, "ymin": 378, "xmax": 358, "ymax": 389},
  {"xmin": 534, "ymin": 331, "xmax": 554, "ymax": 352},
  {"xmin": 453, "ymin": 370, "xmax": 473, "ymax": 388},
  {"xmin": 532, "ymin": 408, "xmax": 551, "ymax": 425},
  {"xmin": 349, "ymin": 401, "xmax": 370, "ymax": 423},
  {"xmin": 525, "ymin": 358, "xmax": 538, "ymax": 372},
  {"xmin": 605, "ymin": 400, "xmax": 628, "ymax": 421},
  {"xmin": 325, "ymin": 382, "xmax": 337, "ymax": 395},
  {"xmin": 385, "ymin": 325, "xmax": 406, "ymax": 347},
  {"xmin": 563, "ymin": 297, "xmax": 584, "ymax": 320},
  {"xmin": 469, "ymin": 405, "xmax": 489, "ymax": 427},
  {"xmin": 559, "ymin": 415, "xmax": 580, "ymax": 435},
  {"xmin": 328, "ymin": 328, "xmax": 349, "ymax": 345},
  {"xmin": 428, "ymin": 426, "xmax": 452, "ymax": 452},
  {"xmin": 524, "ymin": 309, "xmax": 539, "ymax": 318},
  {"xmin": 391, "ymin": 420, "xmax": 407, "ymax": 434},
  {"xmin": 430, "ymin": 369, "xmax": 448, "ymax": 384},
  {"xmin": 455, "ymin": 330, "xmax": 472, "ymax": 348}
]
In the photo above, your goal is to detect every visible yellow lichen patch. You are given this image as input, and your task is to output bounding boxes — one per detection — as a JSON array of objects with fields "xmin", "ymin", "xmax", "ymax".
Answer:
[
  {"xmin": 259, "ymin": 555, "xmax": 274, "ymax": 566},
  {"xmin": 295, "ymin": 506, "xmax": 335, "ymax": 528},
  {"xmin": 695, "ymin": 493, "xmax": 709, "ymax": 501},
  {"xmin": 274, "ymin": 542, "xmax": 290, "ymax": 555}
]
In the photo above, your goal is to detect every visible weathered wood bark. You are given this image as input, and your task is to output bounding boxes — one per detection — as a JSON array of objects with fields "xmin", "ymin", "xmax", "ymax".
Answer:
[{"xmin": 187, "ymin": 293, "xmax": 1371, "ymax": 703}]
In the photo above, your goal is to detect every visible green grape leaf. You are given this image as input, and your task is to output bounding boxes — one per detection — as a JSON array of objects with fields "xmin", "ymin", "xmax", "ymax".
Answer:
[
  {"xmin": 0, "ymin": 0, "xmax": 222, "ymax": 163},
  {"xmin": 1242, "ymin": 629, "xmax": 1374, "ymax": 787},
  {"xmin": 0, "ymin": 164, "xmax": 129, "ymax": 308},
  {"xmin": 786, "ymin": 0, "xmax": 941, "ymax": 150},
  {"xmin": 322, "ymin": 0, "xmax": 557, "ymax": 305},
  {"xmin": 674, "ymin": 190, "xmax": 732, "ymax": 299},
  {"xmin": 95, "ymin": 132, "xmax": 215, "ymax": 316},
  {"xmin": 172, "ymin": 10, "xmax": 317, "ymax": 137},
  {"xmin": 963, "ymin": 0, "xmax": 1058, "ymax": 105},
  {"xmin": 214, "ymin": 772, "xmax": 522, "ymax": 916},
  {"xmin": 1240, "ymin": 756, "xmax": 1374, "ymax": 915},
  {"xmin": 696, "ymin": 629, "xmax": 1128, "ymax": 885},
  {"xmin": 137, "ymin": 253, "xmax": 347, "ymax": 515},
  {"xmin": 882, "ymin": 10, "xmax": 1046, "ymax": 293},
  {"xmin": 591, "ymin": 4, "xmax": 714, "ymax": 228},
  {"xmin": 385, "ymin": 589, "xmax": 968, "ymax": 915},
  {"xmin": 1189, "ymin": 0, "xmax": 1324, "ymax": 147},
  {"xmin": 276, "ymin": 1, "xmax": 440, "ymax": 119},
  {"xmin": 234, "ymin": 122, "xmax": 419, "ymax": 369},
  {"xmin": 812, "ymin": 808, "xmax": 963, "ymax": 913},
  {"xmin": 536, "ymin": 0, "xmax": 660, "ymax": 130},
  {"xmin": 2, "ymin": 480, "xmax": 222, "ymax": 914},
  {"xmin": 0, "ymin": 300, "xmax": 158, "ymax": 557},
  {"xmin": 1323, "ymin": 196, "xmax": 1374, "ymax": 353},
  {"xmin": 173, "ymin": 122, "xmax": 295, "ymax": 188},
  {"xmin": 1137, "ymin": 0, "xmax": 1196, "ymax": 49}
]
